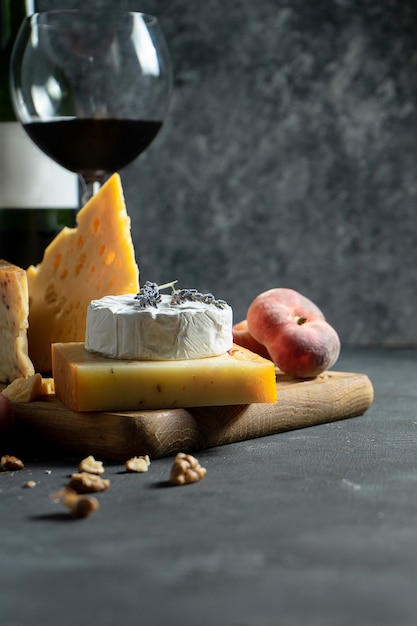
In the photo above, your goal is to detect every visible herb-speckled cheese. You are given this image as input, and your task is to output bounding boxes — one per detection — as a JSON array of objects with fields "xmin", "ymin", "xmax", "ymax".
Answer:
[
  {"xmin": 85, "ymin": 294, "xmax": 233, "ymax": 360},
  {"xmin": 52, "ymin": 342, "xmax": 277, "ymax": 412}
]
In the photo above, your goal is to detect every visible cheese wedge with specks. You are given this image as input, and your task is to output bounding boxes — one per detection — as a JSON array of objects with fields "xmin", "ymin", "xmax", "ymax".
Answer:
[
  {"xmin": 27, "ymin": 174, "xmax": 139, "ymax": 373},
  {"xmin": 52, "ymin": 343, "xmax": 277, "ymax": 412},
  {"xmin": 0, "ymin": 260, "xmax": 35, "ymax": 383}
]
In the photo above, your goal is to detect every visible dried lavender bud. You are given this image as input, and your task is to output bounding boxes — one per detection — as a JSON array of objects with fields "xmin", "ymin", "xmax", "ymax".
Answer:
[{"xmin": 134, "ymin": 281, "xmax": 162, "ymax": 309}]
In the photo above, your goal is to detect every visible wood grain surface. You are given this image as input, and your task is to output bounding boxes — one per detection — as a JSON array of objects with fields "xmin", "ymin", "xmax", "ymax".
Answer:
[{"xmin": 8, "ymin": 370, "xmax": 374, "ymax": 460}]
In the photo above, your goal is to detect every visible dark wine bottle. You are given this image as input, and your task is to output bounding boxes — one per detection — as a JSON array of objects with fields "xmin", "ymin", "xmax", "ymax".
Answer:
[{"xmin": 0, "ymin": 0, "xmax": 78, "ymax": 268}]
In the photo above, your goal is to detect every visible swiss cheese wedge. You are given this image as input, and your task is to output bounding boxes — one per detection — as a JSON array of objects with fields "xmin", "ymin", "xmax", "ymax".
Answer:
[
  {"xmin": 27, "ymin": 174, "xmax": 139, "ymax": 373},
  {"xmin": 52, "ymin": 343, "xmax": 278, "ymax": 412},
  {"xmin": 0, "ymin": 260, "xmax": 35, "ymax": 383}
]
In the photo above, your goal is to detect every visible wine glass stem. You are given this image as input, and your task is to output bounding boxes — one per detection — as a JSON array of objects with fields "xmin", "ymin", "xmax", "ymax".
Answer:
[{"xmin": 79, "ymin": 177, "xmax": 105, "ymax": 207}]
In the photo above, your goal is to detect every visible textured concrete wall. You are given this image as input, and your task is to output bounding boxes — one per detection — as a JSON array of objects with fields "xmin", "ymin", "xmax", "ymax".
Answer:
[{"xmin": 38, "ymin": 0, "xmax": 417, "ymax": 345}]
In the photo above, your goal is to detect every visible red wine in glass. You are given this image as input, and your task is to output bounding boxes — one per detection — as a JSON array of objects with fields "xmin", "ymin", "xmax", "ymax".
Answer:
[
  {"xmin": 11, "ymin": 10, "xmax": 172, "ymax": 207},
  {"xmin": 23, "ymin": 118, "xmax": 163, "ymax": 183}
]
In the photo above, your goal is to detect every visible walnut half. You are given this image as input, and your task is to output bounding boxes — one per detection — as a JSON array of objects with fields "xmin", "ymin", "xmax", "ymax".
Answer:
[
  {"xmin": 78, "ymin": 455, "xmax": 105, "ymax": 475},
  {"xmin": 68, "ymin": 472, "xmax": 110, "ymax": 494},
  {"xmin": 51, "ymin": 488, "xmax": 99, "ymax": 519},
  {"xmin": 169, "ymin": 452, "xmax": 207, "ymax": 486},
  {"xmin": 125, "ymin": 455, "xmax": 150, "ymax": 473},
  {"xmin": 1, "ymin": 455, "xmax": 24, "ymax": 471}
]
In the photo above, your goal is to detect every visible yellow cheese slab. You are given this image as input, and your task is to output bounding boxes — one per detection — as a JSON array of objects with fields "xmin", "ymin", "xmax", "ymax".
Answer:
[
  {"xmin": 27, "ymin": 174, "xmax": 139, "ymax": 373},
  {"xmin": 52, "ymin": 343, "xmax": 278, "ymax": 412}
]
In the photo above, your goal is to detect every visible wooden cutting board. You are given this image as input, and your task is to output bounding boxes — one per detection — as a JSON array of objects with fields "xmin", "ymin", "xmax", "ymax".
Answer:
[{"xmin": 7, "ymin": 370, "xmax": 374, "ymax": 460}]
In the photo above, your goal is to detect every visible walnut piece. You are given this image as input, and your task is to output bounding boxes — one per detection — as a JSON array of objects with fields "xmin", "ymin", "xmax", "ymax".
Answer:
[
  {"xmin": 51, "ymin": 488, "xmax": 99, "ymax": 519},
  {"xmin": 67, "ymin": 472, "xmax": 110, "ymax": 493},
  {"xmin": 169, "ymin": 452, "xmax": 207, "ymax": 486},
  {"xmin": 1, "ymin": 455, "xmax": 24, "ymax": 471},
  {"xmin": 125, "ymin": 455, "xmax": 150, "ymax": 473},
  {"xmin": 78, "ymin": 455, "xmax": 105, "ymax": 475}
]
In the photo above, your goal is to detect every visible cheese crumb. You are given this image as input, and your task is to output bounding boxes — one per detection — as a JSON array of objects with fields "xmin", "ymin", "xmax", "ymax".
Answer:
[{"xmin": 2, "ymin": 373, "xmax": 43, "ymax": 402}]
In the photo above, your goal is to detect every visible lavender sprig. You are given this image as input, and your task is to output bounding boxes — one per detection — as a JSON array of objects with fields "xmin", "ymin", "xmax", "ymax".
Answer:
[
  {"xmin": 170, "ymin": 288, "xmax": 228, "ymax": 310},
  {"xmin": 134, "ymin": 281, "xmax": 228, "ymax": 310}
]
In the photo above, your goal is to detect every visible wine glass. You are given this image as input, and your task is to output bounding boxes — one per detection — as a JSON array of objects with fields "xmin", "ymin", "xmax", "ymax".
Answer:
[{"xmin": 10, "ymin": 9, "xmax": 172, "ymax": 206}]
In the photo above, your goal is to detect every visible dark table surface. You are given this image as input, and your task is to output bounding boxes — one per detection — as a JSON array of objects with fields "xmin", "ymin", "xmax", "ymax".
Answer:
[{"xmin": 2, "ymin": 347, "xmax": 417, "ymax": 626}]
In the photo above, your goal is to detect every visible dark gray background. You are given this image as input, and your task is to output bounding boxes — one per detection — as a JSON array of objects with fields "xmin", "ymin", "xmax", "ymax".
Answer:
[{"xmin": 36, "ymin": 0, "xmax": 417, "ymax": 347}]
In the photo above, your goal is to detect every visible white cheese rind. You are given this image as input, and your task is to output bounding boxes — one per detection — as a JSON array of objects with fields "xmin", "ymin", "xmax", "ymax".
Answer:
[{"xmin": 85, "ymin": 294, "xmax": 233, "ymax": 360}]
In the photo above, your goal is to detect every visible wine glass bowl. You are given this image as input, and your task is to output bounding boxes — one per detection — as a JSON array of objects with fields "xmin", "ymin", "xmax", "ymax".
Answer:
[{"xmin": 10, "ymin": 10, "xmax": 172, "ymax": 204}]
